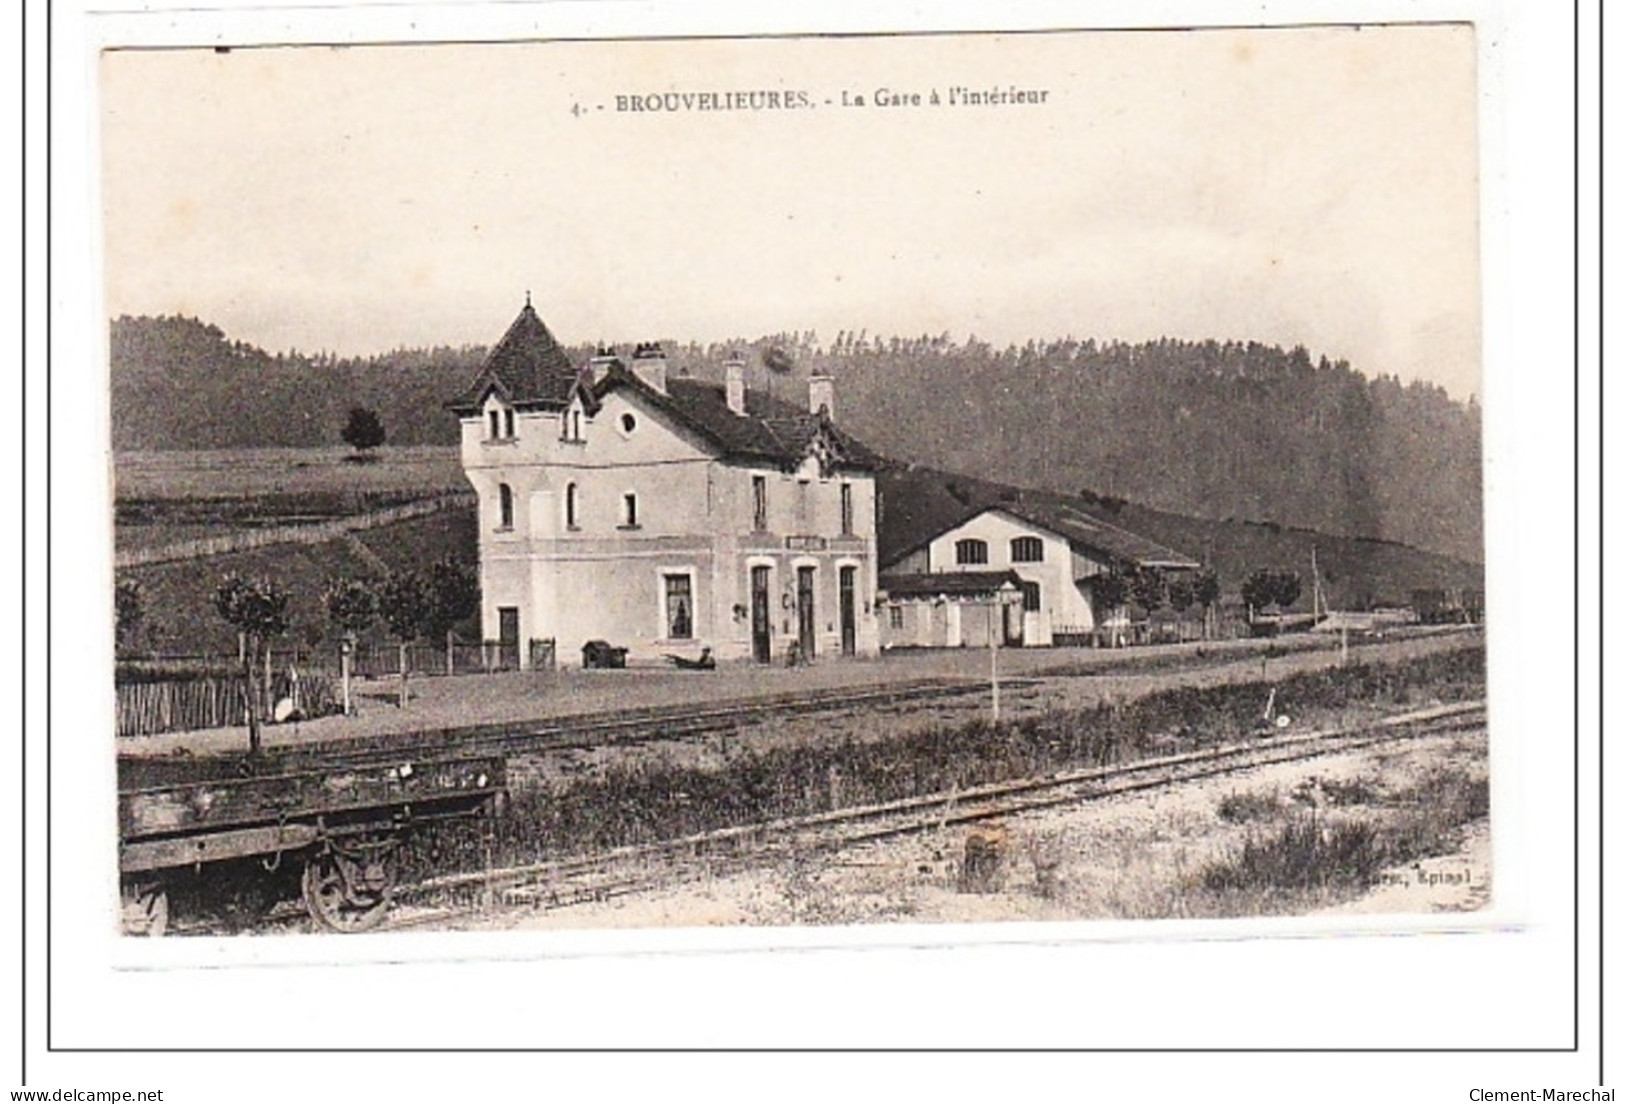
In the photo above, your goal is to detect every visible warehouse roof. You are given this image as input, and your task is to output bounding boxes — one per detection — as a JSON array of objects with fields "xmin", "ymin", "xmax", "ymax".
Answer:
[{"xmin": 877, "ymin": 465, "xmax": 1199, "ymax": 571}]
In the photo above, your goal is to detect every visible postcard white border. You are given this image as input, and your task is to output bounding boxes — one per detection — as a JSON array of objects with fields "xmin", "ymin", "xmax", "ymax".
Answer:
[{"xmin": 32, "ymin": 0, "xmax": 1594, "ymax": 1090}]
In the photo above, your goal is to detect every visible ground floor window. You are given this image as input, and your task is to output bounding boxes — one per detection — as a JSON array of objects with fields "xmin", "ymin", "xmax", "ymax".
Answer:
[
  {"xmin": 889, "ymin": 606, "xmax": 904, "ymax": 629},
  {"xmin": 664, "ymin": 573, "xmax": 693, "ymax": 639}
]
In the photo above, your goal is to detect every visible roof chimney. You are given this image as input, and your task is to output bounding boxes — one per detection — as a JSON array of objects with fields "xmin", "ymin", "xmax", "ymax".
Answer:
[
  {"xmin": 632, "ymin": 341, "xmax": 667, "ymax": 395},
  {"xmin": 587, "ymin": 345, "xmax": 620, "ymax": 385},
  {"xmin": 808, "ymin": 374, "xmax": 835, "ymax": 421},
  {"xmin": 724, "ymin": 352, "xmax": 747, "ymax": 416}
]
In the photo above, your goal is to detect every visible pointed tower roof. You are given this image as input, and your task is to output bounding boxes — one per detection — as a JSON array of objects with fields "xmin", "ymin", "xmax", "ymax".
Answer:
[{"xmin": 447, "ymin": 300, "xmax": 579, "ymax": 412}]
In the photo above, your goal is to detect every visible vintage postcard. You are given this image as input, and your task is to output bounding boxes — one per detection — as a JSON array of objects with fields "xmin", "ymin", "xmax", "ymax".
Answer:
[
  {"xmin": 44, "ymin": 1, "xmax": 1592, "ymax": 1068},
  {"xmin": 98, "ymin": 22, "xmax": 1490, "ymax": 946}
]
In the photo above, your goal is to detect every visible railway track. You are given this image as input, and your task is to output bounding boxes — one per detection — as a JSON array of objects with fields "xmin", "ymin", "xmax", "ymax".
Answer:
[
  {"xmin": 119, "ymin": 675, "xmax": 1040, "ymax": 791},
  {"xmin": 383, "ymin": 699, "xmax": 1487, "ymax": 931}
]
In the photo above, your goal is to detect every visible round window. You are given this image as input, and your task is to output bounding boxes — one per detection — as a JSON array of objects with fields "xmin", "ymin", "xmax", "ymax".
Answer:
[{"xmin": 621, "ymin": 413, "xmax": 637, "ymax": 433}]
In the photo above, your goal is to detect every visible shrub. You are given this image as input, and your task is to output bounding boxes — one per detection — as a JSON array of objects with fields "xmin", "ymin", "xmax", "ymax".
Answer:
[
  {"xmin": 1216, "ymin": 789, "xmax": 1281, "ymax": 824},
  {"xmin": 1201, "ymin": 816, "xmax": 1385, "ymax": 894}
]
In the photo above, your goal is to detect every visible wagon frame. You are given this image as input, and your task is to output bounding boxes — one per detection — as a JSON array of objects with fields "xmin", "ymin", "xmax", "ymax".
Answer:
[{"xmin": 119, "ymin": 751, "xmax": 507, "ymax": 934}]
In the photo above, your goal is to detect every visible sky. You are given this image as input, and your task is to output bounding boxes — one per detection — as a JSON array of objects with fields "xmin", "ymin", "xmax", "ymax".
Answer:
[{"xmin": 100, "ymin": 25, "xmax": 1481, "ymax": 397}]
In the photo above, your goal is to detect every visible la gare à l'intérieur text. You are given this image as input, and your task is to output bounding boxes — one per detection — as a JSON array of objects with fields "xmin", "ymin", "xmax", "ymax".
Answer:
[{"xmin": 609, "ymin": 86, "xmax": 1051, "ymax": 113}]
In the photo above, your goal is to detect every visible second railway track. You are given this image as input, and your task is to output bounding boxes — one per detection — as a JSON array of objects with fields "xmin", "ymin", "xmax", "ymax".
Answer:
[{"xmin": 385, "ymin": 699, "xmax": 1487, "ymax": 930}]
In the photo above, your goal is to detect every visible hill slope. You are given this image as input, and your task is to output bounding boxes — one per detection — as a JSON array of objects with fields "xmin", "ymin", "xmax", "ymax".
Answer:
[
  {"xmin": 109, "ymin": 316, "xmax": 1483, "ymax": 562},
  {"xmin": 875, "ymin": 464, "xmax": 1480, "ymax": 614}
]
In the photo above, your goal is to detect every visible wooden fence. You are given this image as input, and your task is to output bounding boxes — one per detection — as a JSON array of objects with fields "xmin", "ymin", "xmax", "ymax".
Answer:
[
  {"xmin": 114, "ymin": 491, "xmax": 475, "ymax": 569},
  {"xmin": 117, "ymin": 636, "xmax": 557, "ymax": 736},
  {"xmin": 116, "ymin": 671, "xmax": 340, "ymax": 738},
  {"xmin": 131, "ymin": 636, "xmax": 557, "ymax": 682},
  {"xmin": 1051, "ymin": 614, "xmax": 1245, "ymax": 649}
]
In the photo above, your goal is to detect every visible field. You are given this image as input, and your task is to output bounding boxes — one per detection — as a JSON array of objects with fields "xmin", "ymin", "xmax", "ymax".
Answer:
[
  {"xmin": 119, "ymin": 506, "xmax": 478, "ymax": 656},
  {"xmin": 112, "ymin": 447, "xmax": 475, "ymax": 654},
  {"xmin": 115, "ymin": 446, "xmax": 466, "ymax": 501}
]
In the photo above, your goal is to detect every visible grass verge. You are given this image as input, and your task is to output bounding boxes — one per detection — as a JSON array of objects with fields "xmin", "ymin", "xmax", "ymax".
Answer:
[
  {"xmin": 1185, "ymin": 765, "xmax": 1489, "ymax": 916},
  {"xmin": 398, "ymin": 645, "xmax": 1485, "ymax": 883}
]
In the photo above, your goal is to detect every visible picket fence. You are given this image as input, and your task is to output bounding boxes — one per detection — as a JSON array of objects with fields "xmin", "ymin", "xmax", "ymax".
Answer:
[
  {"xmin": 115, "ymin": 671, "xmax": 340, "ymax": 738},
  {"xmin": 116, "ymin": 636, "xmax": 556, "ymax": 737}
]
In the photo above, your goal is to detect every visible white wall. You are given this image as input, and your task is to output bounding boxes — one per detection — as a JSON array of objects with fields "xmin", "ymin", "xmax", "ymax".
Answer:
[
  {"xmin": 923, "ymin": 509, "xmax": 1105, "ymax": 643},
  {"xmin": 459, "ymin": 388, "xmax": 881, "ymax": 665}
]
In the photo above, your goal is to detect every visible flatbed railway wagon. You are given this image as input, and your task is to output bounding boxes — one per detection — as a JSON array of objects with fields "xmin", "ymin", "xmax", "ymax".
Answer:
[{"xmin": 118, "ymin": 750, "xmax": 507, "ymax": 935}]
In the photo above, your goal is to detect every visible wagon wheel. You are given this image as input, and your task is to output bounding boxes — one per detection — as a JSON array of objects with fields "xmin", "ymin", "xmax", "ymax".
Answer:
[
  {"xmin": 302, "ymin": 836, "xmax": 398, "ymax": 934},
  {"xmin": 120, "ymin": 881, "xmax": 169, "ymax": 938}
]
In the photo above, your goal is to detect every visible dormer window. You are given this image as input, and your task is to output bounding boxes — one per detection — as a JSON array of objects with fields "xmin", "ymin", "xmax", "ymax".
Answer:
[
  {"xmin": 563, "ymin": 404, "xmax": 585, "ymax": 443},
  {"xmin": 486, "ymin": 401, "xmax": 517, "ymax": 441}
]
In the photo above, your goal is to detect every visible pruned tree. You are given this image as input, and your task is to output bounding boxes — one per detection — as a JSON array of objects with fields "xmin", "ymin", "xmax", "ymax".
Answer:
[
  {"xmin": 424, "ymin": 556, "xmax": 480, "ymax": 675},
  {"xmin": 1129, "ymin": 566, "xmax": 1167, "ymax": 620},
  {"xmin": 1166, "ymin": 572, "xmax": 1194, "ymax": 640},
  {"xmin": 1271, "ymin": 570, "xmax": 1303, "ymax": 611},
  {"xmin": 341, "ymin": 406, "xmax": 387, "ymax": 459},
  {"xmin": 1193, "ymin": 568, "xmax": 1221, "ymax": 611},
  {"xmin": 1167, "ymin": 573, "xmax": 1195, "ymax": 613},
  {"xmin": 1242, "ymin": 569, "xmax": 1302, "ymax": 620},
  {"xmin": 324, "ymin": 575, "xmax": 378, "ymax": 716},
  {"xmin": 376, "ymin": 569, "xmax": 430, "ymax": 708},
  {"xmin": 213, "ymin": 574, "xmax": 290, "ymax": 756},
  {"xmin": 1091, "ymin": 569, "xmax": 1132, "ymax": 645},
  {"xmin": 1192, "ymin": 568, "xmax": 1222, "ymax": 639},
  {"xmin": 1092, "ymin": 569, "xmax": 1129, "ymax": 613}
]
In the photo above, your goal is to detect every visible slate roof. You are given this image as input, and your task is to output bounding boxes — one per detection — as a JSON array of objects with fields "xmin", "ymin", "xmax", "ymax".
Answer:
[
  {"xmin": 449, "ymin": 302, "xmax": 882, "ymax": 472},
  {"xmin": 879, "ymin": 570, "xmax": 1023, "ymax": 600},
  {"xmin": 447, "ymin": 303, "xmax": 579, "ymax": 413},
  {"xmin": 596, "ymin": 365, "xmax": 883, "ymax": 472},
  {"xmin": 877, "ymin": 465, "xmax": 1199, "ymax": 572}
]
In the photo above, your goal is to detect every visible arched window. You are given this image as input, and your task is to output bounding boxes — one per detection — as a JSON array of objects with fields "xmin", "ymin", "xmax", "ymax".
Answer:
[
  {"xmin": 1011, "ymin": 537, "xmax": 1044, "ymax": 563},
  {"xmin": 498, "ymin": 483, "xmax": 514, "ymax": 530},
  {"xmin": 565, "ymin": 482, "xmax": 579, "ymax": 529},
  {"xmin": 955, "ymin": 538, "xmax": 988, "ymax": 566}
]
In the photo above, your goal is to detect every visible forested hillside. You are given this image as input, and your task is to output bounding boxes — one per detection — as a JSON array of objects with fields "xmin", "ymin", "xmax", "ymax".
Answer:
[
  {"xmin": 108, "ymin": 315, "xmax": 486, "ymax": 451},
  {"xmin": 109, "ymin": 316, "xmax": 1483, "ymax": 562}
]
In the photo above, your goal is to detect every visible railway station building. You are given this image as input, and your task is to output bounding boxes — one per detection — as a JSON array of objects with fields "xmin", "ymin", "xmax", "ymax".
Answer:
[
  {"xmin": 875, "ymin": 467, "xmax": 1200, "ymax": 649},
  {"xmin": 449, "ymin": 300, "xmax": 883, "ymax": 667}
]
